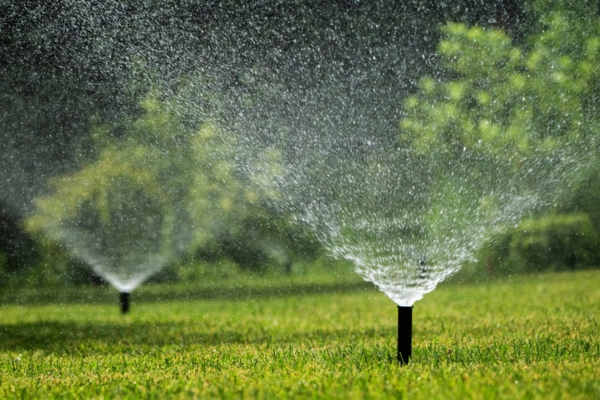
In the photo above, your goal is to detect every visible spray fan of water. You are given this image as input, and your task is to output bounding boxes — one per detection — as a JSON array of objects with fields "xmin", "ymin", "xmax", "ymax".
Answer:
[
  {"xmin": 277, "ymin": 136, "xmax": 588, "ymax": 307},
  {"xmin": 274, "ymin": 132, "xmax": 593, "ymax": 363}
]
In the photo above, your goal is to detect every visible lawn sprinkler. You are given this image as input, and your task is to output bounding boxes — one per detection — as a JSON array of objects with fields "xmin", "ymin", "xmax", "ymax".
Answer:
[
  {"xmin": 397, "ymin": 306, "xmax": 413, "ymax": 364},
  {"xmin": 120, "ymin": 292, "xmax": 131, "ymax": 314}
]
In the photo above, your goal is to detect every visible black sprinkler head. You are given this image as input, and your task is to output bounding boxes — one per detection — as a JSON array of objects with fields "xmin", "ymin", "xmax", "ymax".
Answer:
[
  {"xmin": 120, "ymin": 292, "xmax": 131, "ymax": 314},
  {"xmin": 397, "ymin": 306, "xmax": 413, "ymax": 364}
]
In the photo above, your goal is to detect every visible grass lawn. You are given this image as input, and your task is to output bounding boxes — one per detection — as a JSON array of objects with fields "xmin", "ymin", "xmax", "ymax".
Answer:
[{"xmin": 0, "ymin": 270, "xmax": 598, "ymax": 399}]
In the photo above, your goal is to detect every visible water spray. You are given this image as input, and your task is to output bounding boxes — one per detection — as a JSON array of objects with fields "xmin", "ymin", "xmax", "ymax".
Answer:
[
  {"xmin": 120, "ymin": 292, "xmax": 131, "ymax": 314},
  {"xmin": 397, "ymin": 306, "xmax": 413, "ymax": 364}
]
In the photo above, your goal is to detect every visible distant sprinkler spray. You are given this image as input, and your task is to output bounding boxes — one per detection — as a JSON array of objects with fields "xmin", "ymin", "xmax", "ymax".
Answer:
[
  {"xmin": 397, "ymin": 306, "xmax": 413, "ymax": 364},
  {"xmin": 120, "ymin": 292, "xmax": 131, "ymax": 314}
]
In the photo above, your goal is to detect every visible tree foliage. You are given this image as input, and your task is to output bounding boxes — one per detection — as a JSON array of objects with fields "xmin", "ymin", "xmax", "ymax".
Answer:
[
  {"xmin": 400, "ymin": 0, "xmax": 600, "ymax": 161},
  {"xmin": 401, "ymin": 0, "xmax": 600, "ymax": 275},
  {"xmin": 25, "ymin": 87, "xmax": 285, "ymax": 282}
]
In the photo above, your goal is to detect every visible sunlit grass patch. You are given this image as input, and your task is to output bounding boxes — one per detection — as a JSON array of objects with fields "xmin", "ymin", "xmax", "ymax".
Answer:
[{"xmin": 0, "ymin": 270, "xmax": 598, "ymax": 399}]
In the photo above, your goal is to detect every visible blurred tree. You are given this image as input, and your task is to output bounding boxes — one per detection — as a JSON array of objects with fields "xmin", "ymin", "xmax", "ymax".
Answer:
[
  {"xmin": 400, "ymin": 0, "xmax": 600, "ymax": 273},
  {"xmin": 400, "ymin": 1, "xmax": 600, "ymax": 161},
  {"xmin": 24, "ymin": 90, "xmax": 204, "ymax": 283},
  {"xmin": 25, "ymin": 85, "xmax": 300, "ymax": 280}
]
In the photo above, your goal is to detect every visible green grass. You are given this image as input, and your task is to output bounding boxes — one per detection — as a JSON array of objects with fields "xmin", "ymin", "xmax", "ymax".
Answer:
[
  {"xmin": 1, "ymin": 270, "xmax": 599, "ymax": 399},
  {"xmin": 0, "ymin": 267, "xmax": 367, "ymax": 306}
]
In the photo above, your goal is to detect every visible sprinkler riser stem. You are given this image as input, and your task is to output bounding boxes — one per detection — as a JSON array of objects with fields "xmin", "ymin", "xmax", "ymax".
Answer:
[
  {"xmin": 397, "ymin": 306, "xmax": 413, "ymax": 364},
  {"xmin": 120, "ymin": 292, "xmax": 131, "ymax": 314}
]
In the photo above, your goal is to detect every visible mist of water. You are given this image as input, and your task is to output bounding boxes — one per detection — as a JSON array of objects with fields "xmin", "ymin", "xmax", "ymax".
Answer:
[
  {"xmin": 276, "ymin": 142, "xmax": 590, "ymax": 305},
  {"xmin": 2, "ymin": 1, "xmax": 594, "ymax": 303}
]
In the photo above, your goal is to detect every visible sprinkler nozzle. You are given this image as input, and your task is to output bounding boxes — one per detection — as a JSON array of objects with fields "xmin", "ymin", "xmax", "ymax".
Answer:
[
  {"xmin": 397, "ymin": 306, "xmax": 413, "ymax": 364},
  {"xmin": 120, "ymin": 292, "xmax": 131, "ymax": 314}
]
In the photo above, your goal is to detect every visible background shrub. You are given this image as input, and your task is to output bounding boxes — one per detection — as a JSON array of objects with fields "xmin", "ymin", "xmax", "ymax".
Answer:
[{"xmin": 470, "ymin": 213, "xmax": 600, "ymax": 280}]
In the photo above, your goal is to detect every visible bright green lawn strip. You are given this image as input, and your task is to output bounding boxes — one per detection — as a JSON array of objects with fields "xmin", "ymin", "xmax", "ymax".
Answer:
[
  {"xmin": 0, "ymin": 270, "xmax": 598, "ymax": 399},
  {"xmin": 2, "ymin": 352, "xmax": 598, "ymax": 399}
]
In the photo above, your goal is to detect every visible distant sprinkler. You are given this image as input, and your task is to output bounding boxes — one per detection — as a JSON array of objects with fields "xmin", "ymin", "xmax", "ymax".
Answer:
[{"xmin": 120, "ymin": 292, "xmax": 131, "ymax": 314}]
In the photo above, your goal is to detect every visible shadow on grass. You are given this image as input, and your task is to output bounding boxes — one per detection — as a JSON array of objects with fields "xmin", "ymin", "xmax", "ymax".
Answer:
[
  {"xmin": 0, "ymin": 319, "xmax": 387, "ymax": 353},
  {"xmin": 0, "ymin": 281, "xmax": 375, "ymax": 306}
]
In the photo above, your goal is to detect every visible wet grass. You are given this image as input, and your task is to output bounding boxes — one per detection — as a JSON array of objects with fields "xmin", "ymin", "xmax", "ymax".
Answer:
[{"xmin": 0, "ymin": 270, "xmax": 598, "ymax": 399}]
